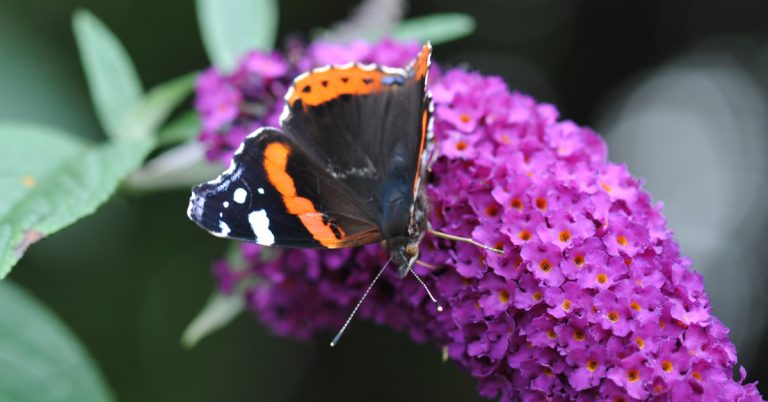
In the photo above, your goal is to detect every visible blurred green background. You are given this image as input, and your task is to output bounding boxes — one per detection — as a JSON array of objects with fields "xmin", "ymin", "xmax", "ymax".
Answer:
[{"xmin": 3, "ymin": 0, "xmax": 768, "ymax": 401}]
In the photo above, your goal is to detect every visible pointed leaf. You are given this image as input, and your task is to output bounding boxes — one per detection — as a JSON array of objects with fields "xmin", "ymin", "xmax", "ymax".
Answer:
[
  {"xmin": 182, "ymin": 290, "xmax": 245, "ymax": 348},
  {"xmin": 182, "ymin": 242, "xmax": 261, "ymax": 347},
  {"xmin": 126, "ymin": 141, "xmax": 224, "ymax": 192},
  {"xmin": 73, "ymin": 9, "xmax": 143, "ymax": 140},
  {"xmin": 157, "ymin": 111, "xmax": 201, "ymax": 146},
  {"xmin": 120, "ymin": 73, "xmax": 196, "ymax": 140},
  {"xmin": 393, "ymin": 13, "xmax": 476, "ymax": 45},
  {"xmin": 196, "ymin": 0, "xmax": 279, "ymax": 71},
  {"xmin": 0, "ymin": 281, "xmax": 114, "ymax": 402},
  {"xmin": 0, "ymin": 122, "xmax": 153, "ymax": 278}
]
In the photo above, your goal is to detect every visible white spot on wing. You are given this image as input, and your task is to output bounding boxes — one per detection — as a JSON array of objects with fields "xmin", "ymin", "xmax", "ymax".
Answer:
[
  {"xmin": 248, "ymin": 209, "xmax": 275, "ymax": 245},
  {"xmin": 233, "ymin": 188, "xmax": 247, "ymax": 204},
  {"xmin": 218, "ymin": 221, "xmax": 231, "ymax": 237},
  {"xmin": 223, "ymin": 201, "xmax": 229, "ymax": 208},
  {"xmin": 381, "ymin": 66, "xmax": 406, "ymax": 75},
  {"xmin": 257, "ymin": 187, "xmax": 265, "ymax": 195}
]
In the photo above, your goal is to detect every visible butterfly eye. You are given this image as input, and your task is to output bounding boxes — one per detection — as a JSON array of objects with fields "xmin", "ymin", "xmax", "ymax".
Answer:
[{"xmin": 405, "ymin": 243, "xmax": 419, "ymax": 257}]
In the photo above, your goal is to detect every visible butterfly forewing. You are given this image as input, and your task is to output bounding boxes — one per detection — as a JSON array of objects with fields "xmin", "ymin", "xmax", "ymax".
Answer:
[{"xmin": 280, "ymin": 44, "xmax": 432, "ymax": 239}]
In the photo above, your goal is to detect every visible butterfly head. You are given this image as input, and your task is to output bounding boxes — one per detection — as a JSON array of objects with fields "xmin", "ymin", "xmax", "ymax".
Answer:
[
  {"xmin": 391, "ymin": 239, "xmax": 420, "ymax": 278},
  {"xmin": 391, "ymin": 190, "xmax": 430, "ymax": 277}
]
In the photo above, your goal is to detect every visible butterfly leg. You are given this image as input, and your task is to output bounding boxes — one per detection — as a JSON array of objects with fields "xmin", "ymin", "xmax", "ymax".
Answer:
[
  {"xmin": 415, "ymin": 259, "xmax": 437, "ymax": 269},
  {"xmin": 428, "ymin": 227, "xmax": 504, "ymax": 255}
]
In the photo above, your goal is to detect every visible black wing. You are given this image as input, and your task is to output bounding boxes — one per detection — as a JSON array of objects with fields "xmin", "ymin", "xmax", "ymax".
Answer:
[
  {"xmin": 280, "ymin": 43, "xmax": 433, "ymax": 239},
  {"xmin": 188, "ymin": 128, "xmax": 383, "ymax": 248}
]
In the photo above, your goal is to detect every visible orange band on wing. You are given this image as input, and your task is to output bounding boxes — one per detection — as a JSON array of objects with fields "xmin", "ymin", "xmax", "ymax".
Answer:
[
  {"xmin": 411, "ymin": 43, "xmax": 431, "ymax": 81},
  {"xmin": 287, "ymin": 67, "xmax": 388, "ymax": 108},
  {"xmin": 263, "ymin": 142, "xmax": 346, "ymax": 248},
  {"xmin": 287, "ymin": 43, "xmax": 431, "ymax": 109},
  {"xmin": 413, "ymin": 108, "xmax": 429, "ymax": 196}
]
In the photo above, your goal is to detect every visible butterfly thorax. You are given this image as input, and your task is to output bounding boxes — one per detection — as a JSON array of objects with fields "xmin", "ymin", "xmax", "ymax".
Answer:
[{"xmin": 386, "ymin": 185, "xmax": 429, "ymax": 278}]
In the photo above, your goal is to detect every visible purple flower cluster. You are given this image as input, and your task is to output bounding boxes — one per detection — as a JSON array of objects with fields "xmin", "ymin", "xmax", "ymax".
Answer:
[{"xmin": 198, "ymin": 40, "xmax": 764, "ymax": 401}]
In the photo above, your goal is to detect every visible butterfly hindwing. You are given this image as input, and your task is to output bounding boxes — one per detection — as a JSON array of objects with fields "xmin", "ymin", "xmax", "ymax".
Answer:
[{"xmin": 188, "ymin": 128, "xmax": 384, "ymax": 248}]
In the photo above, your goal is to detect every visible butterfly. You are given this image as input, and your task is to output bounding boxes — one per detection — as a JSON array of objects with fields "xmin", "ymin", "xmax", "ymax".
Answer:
[{"xmin": 187, "ymin": 42, "xmax": 500, "ymax": 344}]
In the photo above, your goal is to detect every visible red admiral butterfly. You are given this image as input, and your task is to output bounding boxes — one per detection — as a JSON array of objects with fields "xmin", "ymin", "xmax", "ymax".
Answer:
[{"xmin": 188, "ymin": 43, "xmax": 501, "ymax": 344}]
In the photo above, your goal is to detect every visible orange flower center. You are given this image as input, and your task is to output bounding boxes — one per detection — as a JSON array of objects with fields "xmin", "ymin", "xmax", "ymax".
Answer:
[
  {"xmin": 607, "ymin": 310, "xmax": 620, "ymax": 322},
  {"xmin": 587, "ymin": 360, "xmax": 598, "ymax": 372},
  {"xmin": 532, "ymin": 291, "xmax": 542, "ymax": 301},
  {"xmin": 573, "ymin": 329, "xmax": 585, "ymax": 341},
  {"xmin": 635, "ymin": 337, "xmax": 645, "ymax": 349},
  {"xmin": 558, "ymin": 230, "xmax": 571, "ymax": 242},
  {"xmin": 485, "ymin": 204, "xmax": 499, "ymax": 217},
  {"xmin": 547, "ymin": 329, "xmax": 556, "ymax": 339},
  {"xmin": 459, "ymin": 114, "xmax": 471, "ymax": 123},
  {"xmin": 456, "ymin": 141, "xmax": 468, "ymax": 151},
  {"xmin": 510, "ymin": 198, "xmax": 523, "ymax": 211},
  {"xmin": 630, "ymin": 301, "xmax": 641, "ymax": 311},
  {"xmin": 692, "ymin": 371, "xmax": 702, "ymax": 381},
  {"xmin": 596, "ymin": 273, "xmax": 608, "ymax": 284},
  {"xmin": 498, "ymin": 290, "xmax": 510, "ymax": 304},
  {"xmin": 662, "ymin": 360, "xmax": 673, "ymax": 373},
  {"xmin": 627, "ymin": 369, "xmax": 639, "ymax": 382},
  {"xmin": 562, "ymin": 299, "xmax": 572, "ymax": 311},
  {"xmin": 574, "ymin": 255, "xmax": 585, "ymax": 267},
  {"xmin": 535, "ymin": 197, "xmax": 547, "ymax": 210},
  {"xmin": 539, "ymin": 259, "xmax": 552, "ymax": 273},
  {"xmin": 616, "ymin": 235, "xmax": 628, "ymax": 246},
  {"xmin": 518, "ymin": 230, "xmax": 532, "ymax": 241}
]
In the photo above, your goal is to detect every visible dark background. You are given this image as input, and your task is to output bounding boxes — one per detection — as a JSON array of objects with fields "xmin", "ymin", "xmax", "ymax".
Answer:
[{"xmin": 3, "ymin": 1, "xmax": 768, "ymax": 401}]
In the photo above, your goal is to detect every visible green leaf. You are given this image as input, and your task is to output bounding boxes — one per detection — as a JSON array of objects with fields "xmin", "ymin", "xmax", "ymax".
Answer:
[
  {"xmin": 73, "ymin": 9, "xmax": 143, "ymax": 141},
  {"xmin": 120, "ymin": 73, "xmax": 196, "ymax": 141},
  {"xmin": 392, "ymin": 13, "xmax": 476, "ymax": 45},
  {"xmin": 182, "ymin": 242, "xmax": 265, "ymax": 347},
  {"xmin": 196, "ymin": 0, "xmax": 279, "ymax": 71},
  {"xmin": 126, "ymin": 141, "xmax": 224, "ymax": 192},
  {"xmin": 182, "ymin": 290, "xmax": 245, "ymax": 348},
  {"xmin": 157, "ymin": 111, "xmax": 201, "ymax": 146},
  {"xmin": 0, "ymin": 281, "xmax": 114, "ymax": 402},
  {"xmin": 0, "ymin": 122, "xmax": 153, "ymax": 278}
]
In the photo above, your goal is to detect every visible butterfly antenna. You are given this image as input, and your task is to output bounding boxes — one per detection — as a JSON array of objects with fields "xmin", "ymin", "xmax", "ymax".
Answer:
[
  {"xmin": 409, "ymin": 266, "xmax": 443, "ymax": 312},
  {"xmin": 330, "ymin": 258, "xmax": 391, "ymax": 347}
]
